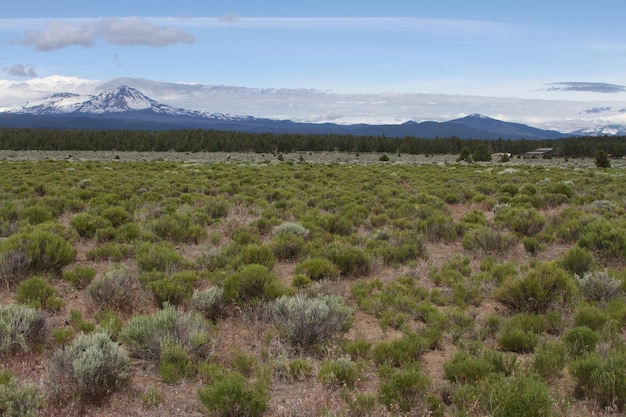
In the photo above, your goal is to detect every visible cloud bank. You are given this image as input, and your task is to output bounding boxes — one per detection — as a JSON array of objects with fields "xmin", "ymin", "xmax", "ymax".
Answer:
[
  {"xmin": 4, "ymin": 63, "xmax": 37, "ymax": 77},
  {"xmin": 15, "ymin": 17, "xmax": 195, "ymax": 51},
  {"xmin": 547, "ymin": 82, "xmax": 626, "ymax": 94}
]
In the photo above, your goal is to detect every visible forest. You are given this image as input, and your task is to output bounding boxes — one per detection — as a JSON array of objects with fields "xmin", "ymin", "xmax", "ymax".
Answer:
[{"xmin": 0, "ymin": 127, "xmax": 624, "ymax": 157}]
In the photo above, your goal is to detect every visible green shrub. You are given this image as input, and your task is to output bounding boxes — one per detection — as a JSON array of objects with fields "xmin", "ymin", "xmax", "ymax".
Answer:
[
  {"xmin": 272, "ymin": 222, "xmax": 310, "ymax": 238},
  {"xmin": 100, "ymin": 206, "xmax": 130, "ymax": 227},
  {"xmin": 120, "ymin": 303, "xmax": 211, "ymax": 362},
  {"xmin": 294, "ymin": 257, "xmax": 340, "ymax": 281},
  {"xmin": 0, "ymin": 227, "xmax": 75, "ymax": 274},
  {"xmin": 498, "ymin": 329, "xmax": 539, "ymax": 353},
  {"xmin": 322, "ymin": 244, "xmax": 370, "ymax": 277},
  {"xmin": 192, "ymin": 287, "xmax": 225, "ymax": 321},
  {"xmin": 379, "ymin": 366, "xmax": 430, "ymax": 413},
  {"xmin": 62, "ymin": 265, "xmax": 97, "ymax": 289},
  {"xmin": 86, "ymin": 242, "xmax": 133, "ymax": 261},
  {"xmin": 149, "ymin": 213, "xmax": 206, "ymax": 243},
  {"xmin": 579, "ymin": 219, "xmax": 626, "ymax": 260},
  {"xmin": 222, "ymin": 264, "xmax": 284, "ymax": 304},
  {"xmin": 19, "ymin": 205, "xmax": 53, "ymax": 225},
  {"xmin": 147, "ymin": 270, "xmax": 198, "ymax": 306},
  {"xmin": 15, "ymin": 276, "xmax": 64, "ymax": 311},
  {"xmin": 197, "ymin": 372, "xmax": 268, "ymax": 417},
  {"xmin": 272, "ymin": 294, "xmax": 353, "ymax": 349},
  {"xmin": 139, "ymin": 387, "xmax": 163, "ymax": 409},
  {"xmin": 473, "ymin": 375, "xmax": 553, "ymax": 417},
  {"xmin": 70, "ymin": 213, "xmax": 109, "ymax": 238},
  {"xmin": 238, "ymin": 244, "xmax": 276, "ymax": 269},
  {"xmin": 0, "ymin": 303, "xmax": 45, "ymax": 355},
  {"xmin": 494, "ymin": 262, "xmax": 577, "ymax": 314},
  {"xmin": 495, "ymin": 207, "xmax": 546, "ymax": 236},
  {"xmin": 87, "ymin": 265, "xmax": 137, "ymax": 313},
  {"xmin": 564, "ymin": 326, "xmax": 600, "ymax": 357},
  {"xmin": 271, "ymin": 233, "xmax": 308, "ymax": 261},
  {"xmin": 575, "ymin": 269, "xmax": 623, "ymax": 303},
  {"xmin": 0, "ymin": 374, "xmax": 44, "ymax": 417},
  {"xmin": 570, "ymin": 349, "xmax": 626, "ymax": 409},
  {"xmin": 462, "ymin": 226, "xmax": 517, "ymax": 255},
  {"xmin": 47, "ymin": 332, "xmax": 130, "ymax": 404},
  {"xmin": 574, "ymin": 304, "xmax": 609, "ymax": 331},
  {"xmin": 443, "ymin": 352, "xmax": 494, "ymax": 384},
  {"xmin": 291, "ymin": 273, "xmax": 312, "ymax": 288},
  {"xmin": 94, "ymin": 309, "xmax": 124, "ymax": 340},
  {"xmin": 287, "ymin": 358, "xmax": 313, "ymax": 381},
  {"xmin": 531, "ymin": 341, "xmax": 567, "ymax": 380},
  {"xmin": 319, "ymin": 356, "xmax": 361, "ymax": 389},
  {"xmin": 560, "ymin": 246, "xmax": 595, "ymax": 276},
  {"xmin": 159, "ymin": 341, "xmax": 194, "ymax": 384},
  {"xmin": 372, "ymin": 333, "xmax": 429, "ymax": 367},
  {"xmin": 135, "ymin": 241, "xmax": 185, "ymax": 273},
  {"xmin": 0, "ymin": 250, "xmax": 30, "ymax": 287}
]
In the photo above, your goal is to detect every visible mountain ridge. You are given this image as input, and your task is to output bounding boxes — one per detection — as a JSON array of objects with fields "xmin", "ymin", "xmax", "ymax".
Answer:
[{"xmin": 0, "ymin": 86, "xmax": 619, "ymax": 140}]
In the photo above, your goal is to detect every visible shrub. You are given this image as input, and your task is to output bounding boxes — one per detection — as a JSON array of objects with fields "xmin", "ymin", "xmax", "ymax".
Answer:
[
  {"xmin": 532, "ymin": 341, "xmax": 567, "ymax": 380},
  {"xmin": 272, "ymin": 222, "xmax": 310, "ymax": 238},
  {"xmin": 579, "ymin": 219, "xmax": 626, "ymax": 260},
  {"xmin": 271, "ymin": 233, "xmax": 308, "ymax": 261},
  {"xmin": 473, "ymin": 375, "xmax": 553, "ymax": 417},
  {"xmin": 319, "ymin": 356, "xmax": 361, "ymax": 389},
  {"xmin": 372, "ymin": 333, "xmax": 430, "ymax": 367},
  {"xmin": 94, "ymin": 309, "xmax": 124, "ymax": 340},
  {"xmin": 192, "ymin": 287, "xmax": 225, "ymax": 321},
  {"xmin": 564, "ymin": 326, "xmax": 600, "ymax": 357},
  {"xmin": 574, "ymin": 304, "xmax": 608, "ymax": 331},
  {"xmin": 575, "ymin": 270, "xmax": 623, "ymax": 303},
  {"xmin": 149, "ymin": 213, "xmax": 206, "ymax": 243},
  {"xmin": 294, "ymin": 257, "xmax": 340, "ymax": 281},
  {"xmin": 47, "ymin": 332, "xmax": 130, "ymax": 404},
  {"xmin": 100, "ymin": 206, "xmax": 130, "ymax": 227},
  {"xmin": 494, "ymin": 262, "xmax": 577, "ymax": 314},
  {"xmin": 120, "ymin": 303, "xmax": 212, "ymax": 362},
  {"xmin": 87, "ymin": 265, "xmax": 137, "ymax": 313},
  {"xmin": 498, "ymin": 329, "xmax": 539, "ymax": 353},
  {"xmin": 287, "ymin": 358, "xmax": 313, "ymax": 381},
  {"xmin": 147, "ymin": 270, "xmax": 198, "ymax": 306},
  {"xmin": 443, "ymin": 352, "xmax": 494, "ymax": 384},
  {"xmin": 238, "ymin": 244, "xmax": 276, "ymax": 269},
  {"xmin": 0, "ymin": 250, "xmax": 30, "ymax": 287},
  {"xmin": 19, "ymin": 205, "xmax": 53, "ymax": 225},
  {"xmin": 222, "ymin": 264, "xmax": 284, "ymax": 304},
  {"xmin": 570, "ymin": 349, "xmax": 626, "ymax": 409},
  {"xmin": 0, "ymin": 228, "xmax": 75, "ymax": 274},
  {"xmin": 62, "ymin": 265, "xmax": 96, "ymax": 289},
  {"xmin": 139, "ymin": 387, "xmax": 163, "ymax": 409},
  {"xmin": 379, "ymin": 366, "xmax": 430, "ymax": 413},
  {"xmin": 0, "ymin": 374, "xmax": 44, "ymax": 417},
  {"xmin": 159, "ymin": 341, "xmax": 194, "ymax": 384},
  {"xmin": 197, "ymin": 372, "xmax": 268, "ymax": 417},
  {"xmin": 272, "ymin": 294, "xmax": 353, "ymax": 349},
  {"xmin": 560, "ymin": 246, "xmax": 595, "ymax": 276},
  {"xmin": 0, "ymin": 303, "xmax": 45, "ymax": 355},
  {"xmin": 135, "ymin": 241, "xmax": 185, "ymax": 273},
  {"xmin": 70, "ymin": 213, "xmax": 109, "ymax": 238},
  {"xmin": 495, "ymin": 207, "xmax": 546, "ymax": 236},
  {"xmin": 462, "ymin": 226, "xmax": 517, "ymax": 255},
  {"xmin": 15, "ymin": 276, "xmax": 64, "ymax": 311},
  {"xmin": 86, "ymin": 242, "xmax": 133, "ymax": 261},
  {"xmin": 322, "ymin": 244, "xmax": 370, "ymax": 277}
]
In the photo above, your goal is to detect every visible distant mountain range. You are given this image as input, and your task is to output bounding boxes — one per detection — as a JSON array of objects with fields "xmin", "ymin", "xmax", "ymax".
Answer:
[{"xmin": 0, "ymin": 86, "xmax": 623, "ymax": 139}]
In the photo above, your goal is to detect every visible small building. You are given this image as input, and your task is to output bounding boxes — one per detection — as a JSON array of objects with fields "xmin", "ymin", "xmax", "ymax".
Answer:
[{"xmin": 522, "ymin": 148, "xmax": 553, "ymax": 159}]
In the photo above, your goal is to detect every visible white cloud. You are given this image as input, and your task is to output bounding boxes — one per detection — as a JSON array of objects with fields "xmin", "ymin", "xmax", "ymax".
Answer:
[{"xmin": 13, "ymin": 17, "xmax": 194, "ymax": 51}]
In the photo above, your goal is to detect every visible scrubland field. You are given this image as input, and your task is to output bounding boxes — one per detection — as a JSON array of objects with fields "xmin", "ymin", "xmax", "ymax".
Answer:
[{"xmin": 1, "ymin": 152, "xmax": 626, "ymax": 417}]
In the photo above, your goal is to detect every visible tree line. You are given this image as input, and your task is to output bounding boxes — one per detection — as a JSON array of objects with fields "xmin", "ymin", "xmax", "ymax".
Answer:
[{"xmin": 0, "ymin": 128, "xmax": 623, "ymax": 158}]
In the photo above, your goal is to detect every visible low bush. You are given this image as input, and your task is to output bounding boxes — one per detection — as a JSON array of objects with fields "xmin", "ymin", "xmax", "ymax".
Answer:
[
  {"xmin": 443, "ymin": 352, "xmax": 494, "ymax": 384},
  {"xmin": 47, "ymin": 332, "xmax": 130, "ymax": 404},
  {"xmin": 0, "ymin": 303, "xmax": 45, "ymax": 355},
  {"xmin": 531, "ymin": 341, "xmax": 567, "ymax": 380},
  {"xmin": 238, "ymin": 244, "xmax": 276, "ymax": 269},
  {"xmin": 62, "ymin": 265, "xmax": 97, "ymax": 289},
  {"xmin": 149, "ymin": 213, "xmax": 206, "ymax": 243},
  {"xmin": 135, "ymin": 241, "xmax": 185, "ymax": 273},
  {"xmin": 0, "ymin": 373, "xmax": 44, "ymax": 417},
  {"xmin": 462, "ymin": 226, "xmax": 517, "ymax": 256},
  {"xmin": 564, "ymin": 326, "xmax": 600, "ymax": 357},
  {"xmin": 560, "ymin": 246, "xmax": 595, "ymax": 276},
  {"xmin": 575, "ymin": 269, "xmax": 623, "ymax": 303},
  {"xmin": 294, "ymin": 257, "xmax": 340, "ymax": 281},
  {"xmin": 372, "ymin": 333, "xmax": 430, "ymax": 367},
  {"xmin": 120, "ymin": 303, "xmax": 212, "ymax": 363},
  {"xmin": 87, "ymin": 265, "xmax": 137, "ymax": 313},
  {"xmin": 574, "ymin": 304, "xmax": 609, "ymax": 331},
  {"xmin": 192, "ymin": 287, "xmax": 225, "ymax": 322},
  {"xmin": 70, "ymin": 213, "xmax": 109, "ymax": 238},
  {"xmin": 147, "ymin": 270, "xmax": 198, "ymax": 306},
  {"xmin": 19, "ymin": 205, "xmax": 54, "ymax": 225},
  {"xmin": 272, "ymin": 294, "xmax": 353, "ymax": 349},
  {"xmin": 495, "ymin": 207, "xmax": 546, "ymax": 237},
  {"xmin": 379, "ymin": 366, "xmax": 430, "ymax": 413},
  {"xmin": 271, "ymin": 233, "xmax": 308, "ymax": 261},
  {"xmin": 498, "ymin": 329, "xmax": 539, "ymax": 353},
  {"xmin": 322, "ymin": 243, "xmax": 370, "ymax": 278},
  {"xmin": 100, "ymin": 206, "xmax": 130, "ymax": 227},
  {"xmin": 86, "ymin": 242, "xmax": 133, "ymax": 262},
  {"xmin": 197, "ymin": 372, "xmax": 268, "ymax": 417},
  {"xmin": 319, "ymin": 356, "xmax": 361, "ymax": 389},
  {"xmin": 15, "ymin": 276, "xmax": 64, "ymax": 311},
  {"xmin": 579, "ymin": 219, "xmax": 626, "ymax": 260},
  {"xmin": 0, "ymin": 227, "xmax": 75, "ymax": 275},
  {"xmin": 494, "ymin": 262, "xmax": 577, "ymax": 314},
  {"xmin": 287, "ymin": 358, "xmax": 313, "ymax": 381},
  {"xmin": 272, "ymin": 222, "xmax": 310, "ymax": 238},
  {"xmin": 222, "ymin": 264, "xmax": 284, "ymax": 304},
  {"xmin": 159, "ymin": 341, "xmax": 194, "ymax": 384},
  {"xmin": 570, "ymin": 348, "xmax": 626, "ymax": 409}
]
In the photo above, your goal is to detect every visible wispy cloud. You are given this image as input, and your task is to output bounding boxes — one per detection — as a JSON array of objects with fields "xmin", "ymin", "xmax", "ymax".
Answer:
[
  {"xmin": 13, "ymin": 17, "xmax": 195, "ymax": 51},
  {"xmin": 4, "ymin": 63, "xmax": 37, "ymax": 77},
  {"xmin": 547, "ymin": 82, "xmax": 626, "ymax": 94},
  {"xmin": 582, "ymin": 106, "xmax": 612, "ymax": 114}
]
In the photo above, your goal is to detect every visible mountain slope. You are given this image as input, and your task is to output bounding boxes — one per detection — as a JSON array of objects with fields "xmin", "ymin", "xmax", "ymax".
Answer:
[{"xmin": 0, "ymin": 87, "xmax": 573, "ymax": 139}]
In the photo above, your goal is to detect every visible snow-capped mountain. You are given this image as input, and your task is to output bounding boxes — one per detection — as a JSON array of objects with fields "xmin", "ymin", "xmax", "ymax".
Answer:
[
  {"xmin": 3, "ymin": 86, "xmax": 249, "ymax": 121},
  {"xmin": 569, "ymin": 125, "xmax": 626, "ymax": 137},
  {"xmin": 0, "ymin": 86, "xmax": 577, "ymax": 139}
]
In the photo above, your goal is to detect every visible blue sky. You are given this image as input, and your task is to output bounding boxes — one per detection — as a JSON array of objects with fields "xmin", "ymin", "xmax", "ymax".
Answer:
[{"xmin": 1, "ymin": 0, "xmax": 626, "ymax": 131}]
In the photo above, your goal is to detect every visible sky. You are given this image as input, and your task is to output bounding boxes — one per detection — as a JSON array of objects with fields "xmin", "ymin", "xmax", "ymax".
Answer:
[{"xmin": 1, "ymin": 0, "xmax": 626, "ymax": 132}]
